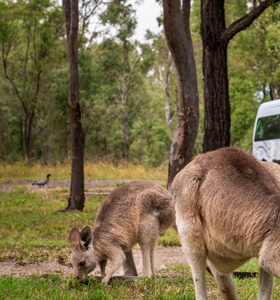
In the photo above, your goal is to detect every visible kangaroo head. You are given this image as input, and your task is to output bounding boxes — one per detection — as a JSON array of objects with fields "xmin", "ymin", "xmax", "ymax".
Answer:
[{"xmin": 69, "ymin": 226, "xmax": 97, "ymax": 281}]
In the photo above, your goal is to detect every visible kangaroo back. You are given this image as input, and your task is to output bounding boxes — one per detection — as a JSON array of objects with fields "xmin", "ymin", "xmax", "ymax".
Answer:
[{"xmin": 172, "ymin": 147, "xmax": 280, "ymax": 300}]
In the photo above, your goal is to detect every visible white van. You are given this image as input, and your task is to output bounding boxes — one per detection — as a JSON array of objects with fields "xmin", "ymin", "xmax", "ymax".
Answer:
[{"xmin": 252, "ymin": 99, "xmax": 280, "ymax": 164}]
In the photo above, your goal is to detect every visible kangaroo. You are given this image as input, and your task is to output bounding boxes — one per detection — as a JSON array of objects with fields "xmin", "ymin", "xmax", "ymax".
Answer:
[
  {"xmin": 172, "ymin": 147, "xmax": 280, "ymax": 300},
  {"xmin": 260, "ymin": 160, "xmax": 280, "ymax": 188},
  {"xmin": 69, "ymin": 180, "xmax": 175, "ymax": 284}
]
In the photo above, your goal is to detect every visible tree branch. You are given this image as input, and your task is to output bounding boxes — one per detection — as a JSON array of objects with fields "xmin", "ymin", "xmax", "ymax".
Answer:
[
  {"xmin": 1, "ymin": 41, "xmax": 22, "ymax": 103},
  {"xmin": 221, "ymin": 0, "xmax": 280, "ymax": 43}
]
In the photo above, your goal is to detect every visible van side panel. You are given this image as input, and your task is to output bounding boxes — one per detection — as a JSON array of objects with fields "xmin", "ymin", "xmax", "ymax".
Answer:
[{"xmin": 252, "ymin": 99, "xmax": 280, "ymax": 164}]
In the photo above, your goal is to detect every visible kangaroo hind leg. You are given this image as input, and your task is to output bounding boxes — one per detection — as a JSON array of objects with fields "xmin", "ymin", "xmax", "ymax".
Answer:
[
  {"xmin": 139, "ymin": 215, "xmax": 159, "ymax": 277},
  {"xmin": 208, "ymin": 264, "xmax": 238, "ymax": 300},
  {"xmin": 123, "ymin": 250, "xmax": 138, "ymax": 276}
]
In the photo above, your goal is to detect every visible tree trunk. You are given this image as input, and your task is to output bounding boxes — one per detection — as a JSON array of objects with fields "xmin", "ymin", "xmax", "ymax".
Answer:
[
  {"xmin": 23, "ymin": 107, "xmax": 35, "ymax": 164},
  {"xmin": 69, "ymin": 104, "xmax": 85, "ymax": 211},
  {"xmin": 201, "ymin": 0, "xmax": 280, "ymax": 153},
  {"xmin": 122, "ymin": 109, "xmax": 129, "ymax": 163},
  {"xmin": 159, "ymin": 52, "xmax": 173, "ymax": 133},
  {"xmin": 63, "ymin": 0, "xmax": 85, "ymax": 211},
  {"xmin": 201, "ymin": 0, "xmax": 230, "ymax": 152},
  {"xmin": 164, "ymin": 57, "xmax": 173, "ymax": 133},
  {"xmin": 19, "ymin": 118, "xmax": 24, "ymax": 157},
  {"xmin": 163, "ymin": 0, "xmax": 199, "ymax": 190}
]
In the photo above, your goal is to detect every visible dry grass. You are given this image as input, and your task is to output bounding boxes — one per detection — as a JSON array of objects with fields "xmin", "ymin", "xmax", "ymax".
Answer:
[{"xmin": 0, "ymin": 161, "xmax": 168, "ymax": 181}]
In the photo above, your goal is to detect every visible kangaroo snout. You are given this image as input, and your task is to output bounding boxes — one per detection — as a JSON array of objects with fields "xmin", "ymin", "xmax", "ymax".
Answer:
[{"xmin": 71, "ymin": 259, "xmax": 97, "ymax": 282}]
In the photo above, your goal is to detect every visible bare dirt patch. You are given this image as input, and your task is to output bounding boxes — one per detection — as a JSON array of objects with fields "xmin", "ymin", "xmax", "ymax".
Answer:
[
  {"xmin": 1, "ymin": 178, "xmax": 166, "ymax": 195},
  {"xmin": 0, "ymin": 246, "xmax": 185, "ymax": 277}
]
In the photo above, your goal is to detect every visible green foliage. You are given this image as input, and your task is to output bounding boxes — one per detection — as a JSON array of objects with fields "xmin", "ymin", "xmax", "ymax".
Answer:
[
  {"xmin": 0, "ymin": 0, "xmax": 280, "ymax": 164},
  {"xmin": 0, "ymin": 0, "xmax": 66, "ymax": 162},
  {"xmin": 228, "ymin": 5, "xmax": 280, "ymax": 152},
  {"xmin": 100, "ymin": 0, "xmax": 139, "ymax": 41},
  {"xmin": 158, "ymin": 229, "xmax": 180, "ymax": 246},
  {"xmin": 193, "ymin": 105, "xmax": 204, "ymax": 156}
]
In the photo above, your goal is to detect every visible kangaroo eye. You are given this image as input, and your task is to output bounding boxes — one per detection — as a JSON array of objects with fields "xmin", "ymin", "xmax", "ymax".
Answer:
[{"xmin": 79, "ymin": 261, "xmax": 86, "ymax": 267}]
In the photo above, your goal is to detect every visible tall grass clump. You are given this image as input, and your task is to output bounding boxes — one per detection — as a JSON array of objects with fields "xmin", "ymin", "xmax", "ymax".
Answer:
[{"xmin": 0, "ymin": 161, "xmax": 168, "ymax": 181}]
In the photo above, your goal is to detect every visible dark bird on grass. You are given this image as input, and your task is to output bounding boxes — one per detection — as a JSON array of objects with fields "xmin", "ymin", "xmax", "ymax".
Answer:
[{"xmin": 32, "ymin": 174, "xmax": 51, "ymax": 188}]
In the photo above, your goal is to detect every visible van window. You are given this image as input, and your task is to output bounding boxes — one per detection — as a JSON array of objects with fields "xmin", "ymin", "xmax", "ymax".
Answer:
[{"xmin": 254, "ymin": 114, "xmax": 280, "ymax": 141}]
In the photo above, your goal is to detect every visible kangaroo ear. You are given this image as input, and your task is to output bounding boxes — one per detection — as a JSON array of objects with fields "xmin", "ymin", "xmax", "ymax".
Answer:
[
  {"xmin": 69, "ymin": 227, "xmax": 81, "ymax": 250},
  {"xmin": 80, "ymin": 226, "xmax": 93, "ymax": 250}
]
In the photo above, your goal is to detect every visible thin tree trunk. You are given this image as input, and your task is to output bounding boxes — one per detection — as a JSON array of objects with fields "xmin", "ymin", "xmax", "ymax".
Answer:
[
  {"xmin": 19, "ymin": 117, "xmax": 24, "ymax": 157},
  {"xmin": 117, "ymin": 41, "xmax": 139, "ymax": 164},
  {"xmin": 123, "ymin": 109, "xmax": 129, "ymax": 163},
  {"xmin": 163, "ymin": 0, "xmax": 199, "ymax": 190},
  {"xmin": 159, "ymin": 53, "xmax": 173, "ymax": 133},
  {"xmin": 165, "ymin": 57, "xmax": 173, "ymax": 132},
  {"xmin": 63, "ymin": 0, "xmax": 85, "ymax": 211},
  {"xmin": 24, "ymin": 109, "xmax": 35, "ymax": 164}
]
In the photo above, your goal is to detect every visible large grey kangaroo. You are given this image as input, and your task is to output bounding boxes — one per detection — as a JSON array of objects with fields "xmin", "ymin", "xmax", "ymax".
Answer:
[
  {"xmin": 172, "ymin": 147, "xmax": 280, "ymax": 300},
  {"xmin": 69, "ymin": 180, "xmax": 175, "ymax": 284}
]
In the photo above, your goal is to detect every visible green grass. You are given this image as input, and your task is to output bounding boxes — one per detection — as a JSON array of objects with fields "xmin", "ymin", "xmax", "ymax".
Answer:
[
  {"xmin": 0, "ymin": 265, "xmax": 280, "ymax": 300},
  {"xmin": 0, "ymin": 167, "xmax": 280, "ymax": 299},
  {"xmin": 0, "ymin": 267, "xmax": 195, "ymax": 300},
  {"xmin": 0, "ymin": 188, "xmax": 105, "ymax": 263},
  {"xmin": 0, "ymin": 185, "xmax": 179, "ymax": 263}
]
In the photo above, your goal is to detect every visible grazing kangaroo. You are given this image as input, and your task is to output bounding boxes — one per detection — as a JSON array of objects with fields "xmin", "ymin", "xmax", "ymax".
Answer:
[
  {"xmin": 69, "ymin": 180, "xmax": 175, "ymax": 284},
  {"xmin": 172, "ymin": 147, "xmax": 280, "ymax": 300}
]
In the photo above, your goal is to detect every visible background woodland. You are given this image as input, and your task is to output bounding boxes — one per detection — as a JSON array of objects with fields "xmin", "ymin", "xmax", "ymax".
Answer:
[{"xmin": 0, "ymin": 0, "xmax": 279, "ymax": 167}]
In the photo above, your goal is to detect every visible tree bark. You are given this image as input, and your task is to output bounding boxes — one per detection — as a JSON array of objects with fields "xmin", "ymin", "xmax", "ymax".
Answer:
[
  {"xmin": 201, "ymin": 0, "xmax": 230, "ymax": 151},
  {"xmin": 23, "ymin": 108, "xmax": 35, "ymax": 164},
  {"xmin": 122, "ymin": 109, "xmax": 129, "ymax": 162},
  {"xmin": 201, "ymin": 0, "xmax": 280, "ymax": 152},
  {"xmin": 63, "ymin": 0, "xmax": 85, "ymax": 211},
  {"xmin": 159, "ymin": 52, "xmax": 173, "ymax": 133},
  {"xmin": 163, "ymin": 0, "xmax": 199, "ymax": 190}
]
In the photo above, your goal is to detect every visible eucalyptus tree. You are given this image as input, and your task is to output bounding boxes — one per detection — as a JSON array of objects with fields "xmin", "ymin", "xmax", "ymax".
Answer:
[
  {"xmin": 235, "ymin": 8, "xmax": 280, "ymax": 101},
  {"xmin": 0, "ymin": 0, "xmax": 64, "ymax": 163},
  {"xmin": 162, "ymin": 0, "xmax": 199, "ymax": 190},
  {"xmin": 63, "ymin": 0, "xmax": 85, "ymax": 211},
  {"xmin": 161, "ymin": 0, "xmax": 280, "ymax": 189},
  {"xmin": 201, "ymin": 0, "xmax": 280, "ymax": 152},
  {"xmin": 147, "ymin": 32, "xmax": 176, "ymax": 134},
  {"xmin": 100, "ymin": 0, "xmax": 154, "ymax": 163}
]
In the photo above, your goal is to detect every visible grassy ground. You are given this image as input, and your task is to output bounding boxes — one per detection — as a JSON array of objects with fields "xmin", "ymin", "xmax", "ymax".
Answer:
[{"xmin": 0, "ymin": 162, "xmax": 280, "ymax": 299}]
